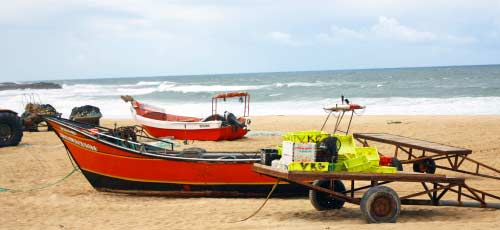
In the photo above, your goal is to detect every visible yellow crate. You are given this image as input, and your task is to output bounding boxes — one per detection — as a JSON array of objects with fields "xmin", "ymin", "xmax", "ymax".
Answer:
[
  {"xmin": 368, "ymin": 166, "xmax": 397, "ymax": 174},
  {"xmin": 333, "ymin": 134, "xmax": 357, "ymax": 155},
  {"xmin": 283, "ymin": 130, "xmax": 329, "ymax": 143},
  {"xmin": 288, "ymin": 162, "xmax": 330, "ymax": 172},
  {"xmin": 355, "ymin": 147, "xmax": 380, "ymax": 166},
  {"xmin": 344, "ymin": 155, "xmax": 371, "ymax": 172}
]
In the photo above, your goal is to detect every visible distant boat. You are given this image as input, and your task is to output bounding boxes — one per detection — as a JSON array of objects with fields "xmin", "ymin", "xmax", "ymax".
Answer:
[
  {"xmin": 121, "ymin": 92, "xmax": 251, "ymax": 141},
  {"xmin": 44, "ymin": 116, "xmax": 307, "ymax": 197}
]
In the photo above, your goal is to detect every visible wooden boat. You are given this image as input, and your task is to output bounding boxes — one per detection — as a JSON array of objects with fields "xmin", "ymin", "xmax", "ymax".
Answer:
[
  {"xmin": 121, "ymin": 92, "xmax": 251, "ymax": 141},
  {"xmin": 44, "ymin": 116, "xmax": 307, "ymax": 197}
]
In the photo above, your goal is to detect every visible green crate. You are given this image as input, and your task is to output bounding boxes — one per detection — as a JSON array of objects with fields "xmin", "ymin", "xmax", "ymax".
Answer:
[{"xmin": 329, "ymin": 162, "xmax": 346, "ymax": 172}]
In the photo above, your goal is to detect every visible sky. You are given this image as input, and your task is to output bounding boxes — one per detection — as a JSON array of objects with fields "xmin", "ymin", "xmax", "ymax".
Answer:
[{"xmin": 1, "ymin": 0, "xmax": 500, "ymax": 81}]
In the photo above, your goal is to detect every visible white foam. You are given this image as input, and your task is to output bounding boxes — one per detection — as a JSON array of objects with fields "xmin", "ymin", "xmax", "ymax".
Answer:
[
  {"xmin": 274, "ymin": 81, "xmax": 328, "ymax": 88},
  {"xmin": 158, "ymin": 84, "xmax": 270, "ymax": 93},
  {"xmin": 136, "ymin": 81, "xmax": 162, "ymax": 86}
]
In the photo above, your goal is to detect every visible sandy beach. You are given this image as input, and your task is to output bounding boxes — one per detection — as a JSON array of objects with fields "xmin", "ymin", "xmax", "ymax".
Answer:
[{"xmin": 1, "ymin": 115, "xmax": 499, "ymax": 229}]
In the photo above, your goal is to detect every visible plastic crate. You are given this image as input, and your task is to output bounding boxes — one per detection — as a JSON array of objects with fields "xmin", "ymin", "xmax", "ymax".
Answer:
[
  {"xmin": 333, "ymin": 134, "xmax": 357, "ymax": 155},
  {"xmin": 288, "ymin": 162, "xmax": 329, "ymax": 172},
  {"xmin": 282, "ymin": 130, "xmax": 329, "ymax": 143},
  {"xmin": 355, "ymin": 147, "xmax": 380, "ymax": 166},
  {"xmin": 344, "ymin": 155, "xmax": 371, "ymax": 172},
  {"xmin": 329, "ymin": 162, "xmax": 346, "ymax": 172},
  {"xmin": 368, "ymin": 166, "xmax": 397, "ymax": 174}
]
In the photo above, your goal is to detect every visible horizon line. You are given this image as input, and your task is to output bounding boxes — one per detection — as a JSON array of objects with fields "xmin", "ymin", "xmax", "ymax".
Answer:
[{"xmin": 21, "ymin": 63, "xmax": 500, "ymax": 82}]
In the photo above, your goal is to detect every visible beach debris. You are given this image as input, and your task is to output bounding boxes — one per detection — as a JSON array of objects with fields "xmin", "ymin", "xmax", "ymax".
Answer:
[
  {"xmin": 69, "ymin": 105, "xmax": 102, "ymax": 125},
  {"xmin": 246, "ymin": 130, "xmax": 284, "ymax": 136},
  {"xmin": 21, "ymin": 103, "xmax": 61, "ymax": 131},
  {"xmin": 386, "ymin": 120, "xmax": 403, "ymax": 124}
]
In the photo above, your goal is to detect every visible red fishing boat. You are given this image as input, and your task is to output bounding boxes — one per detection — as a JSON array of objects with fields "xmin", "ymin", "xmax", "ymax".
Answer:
[
  {"xmin": 121, "ymin": 92, "xmax": 251, "ymax": 141},
  {"xmin": 44, "ymin": 116, "xmax": 306, "ymax": 197}
]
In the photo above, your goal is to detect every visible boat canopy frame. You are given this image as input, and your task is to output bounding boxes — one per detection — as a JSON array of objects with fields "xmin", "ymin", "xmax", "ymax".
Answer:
[{"xmin": 211, "ymin": 91, "xmax": 250, "ymax": 117}]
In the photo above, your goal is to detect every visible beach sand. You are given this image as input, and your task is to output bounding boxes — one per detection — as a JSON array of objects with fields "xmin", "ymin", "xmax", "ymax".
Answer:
[{"xmin": 0, "ymin": 115, "xmax": 499, "ymax": 229}]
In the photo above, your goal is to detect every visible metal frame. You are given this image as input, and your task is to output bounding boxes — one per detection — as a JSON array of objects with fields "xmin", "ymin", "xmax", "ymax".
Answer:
[
  {"xmin": 353, "ymin": 133, "xmax": 500, "ymax": 180},
  {"xmin": 212, "ymin": 93, "xmax": 250, "ymax": 117},
  {"xmin": 253, "ymin": 164, "xmax": 500, "ymax": 209}
]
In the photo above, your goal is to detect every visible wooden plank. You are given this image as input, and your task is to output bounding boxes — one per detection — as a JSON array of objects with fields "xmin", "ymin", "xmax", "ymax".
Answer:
[
  {"xmin": 253, "ymin": 164, "xmax": 465, "ymax": 184},
  {"xmin": 354, "ymin": 133, "xmax": 472, "ymax": 155}
]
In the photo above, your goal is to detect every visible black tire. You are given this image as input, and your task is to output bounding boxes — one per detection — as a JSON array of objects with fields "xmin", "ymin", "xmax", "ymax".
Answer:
[
  {"xmin": 390, "ymin": 158, "xmax": 403, "ymax": 171},
  {"xmin": 412, "ymin": 158, "xmax": 436, "ymax": 174},
  {"xmin": 360, "ymin": 186, "xmax": 401, "ymax": 223},
  {"xmin": 0, "ymin": 112, "xmax": 23, "ymax": 147},
  {"xmin": 309, "ymin": 180, "xmax": 346, "ymax": 211}
]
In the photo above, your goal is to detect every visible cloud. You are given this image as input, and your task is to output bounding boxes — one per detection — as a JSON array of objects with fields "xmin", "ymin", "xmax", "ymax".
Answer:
[
  {"xmin": 318, "ymin": 16, "xmax": 477, "ymax": 45},
  {"xmin": 268, "ymin": 31, "xmax": 302, "ymax": 46},
  {"xmin": 371, "ymin": 16, "xmax": 437, "ymax": 42}
]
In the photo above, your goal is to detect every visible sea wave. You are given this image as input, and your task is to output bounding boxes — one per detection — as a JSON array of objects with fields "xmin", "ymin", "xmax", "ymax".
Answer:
[
  {"xmin": 274, "ymin": 81, "xmax": 328, "ymax": 88},
  {"xmin": 2, "ymin": 94, "xmax": 500, "ymax": 118},
  {"xmin": 157, "ymin": 84, "xmax": 270, "ymax": 93}
]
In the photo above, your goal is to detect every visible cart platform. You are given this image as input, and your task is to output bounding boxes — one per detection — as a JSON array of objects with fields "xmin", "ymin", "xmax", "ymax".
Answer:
[
  {"xmin": 353, "ymin": 133, "xmax": 471, "ymax": 155},
  {"xmin": 354, "ymin": 133, "xmax": 499, "ymax": 179}
]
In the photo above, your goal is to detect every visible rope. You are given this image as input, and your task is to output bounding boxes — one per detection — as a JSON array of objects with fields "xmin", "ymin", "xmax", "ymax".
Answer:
[
  {"xmin": 0, "ymin": 167, "xmax": 79, "ymax": 193},
  {"xmin": 231, "ymin": 178, "xmax": 281, "ymax": 223}
]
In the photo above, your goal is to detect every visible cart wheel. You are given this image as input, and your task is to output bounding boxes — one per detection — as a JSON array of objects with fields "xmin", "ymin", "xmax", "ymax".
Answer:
[
  {"xmin": 390, "ymin": 158, "xmax": 403, "ymax": 171},
  {"xmin": 309, "ymin": 180, "xmax": 346, "ymax": 211},
  {"xmin": 412, "ymin": 158, "xmax": 436, "ymax": 174},
  {"xmin": 360, "ymin": 186, "xmax": 401, "ymax": 223}
]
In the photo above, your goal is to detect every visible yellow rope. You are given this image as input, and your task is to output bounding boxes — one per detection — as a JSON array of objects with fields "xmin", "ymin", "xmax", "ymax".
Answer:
[{"xmin": 232, "ymin": 178, "xmax": 281, "ymax": 223}]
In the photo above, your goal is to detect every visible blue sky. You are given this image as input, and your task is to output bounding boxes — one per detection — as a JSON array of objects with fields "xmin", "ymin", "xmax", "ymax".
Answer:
[{"xmin": 1, "ymin": 0, "xmax": 500, "ymax": 81}]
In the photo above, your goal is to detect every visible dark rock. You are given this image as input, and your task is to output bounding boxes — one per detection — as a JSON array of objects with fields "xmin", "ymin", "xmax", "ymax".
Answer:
[{"xmin": 0, "ymin": 82, "xmax": 62, "ymax": 91}]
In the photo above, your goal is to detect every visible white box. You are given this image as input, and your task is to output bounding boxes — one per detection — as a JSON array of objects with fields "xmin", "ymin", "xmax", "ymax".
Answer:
[
  {"xmin": 293, "ymin": 142, "xmax": 316, "ymax": 162},
  {"xmin": 281, "ymin": 141, "xmax": 294, "ymax": 165}
]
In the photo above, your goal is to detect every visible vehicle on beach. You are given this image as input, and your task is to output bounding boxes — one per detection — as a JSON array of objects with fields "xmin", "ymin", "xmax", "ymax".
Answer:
[
  {"xmin": 43, "ymin": 116, "xmax": 307, "ymax": 197},
  {"xmin": 121, "ymin": 92, "xmax": 251, "ymax": 141},
  {"xmin": 0, "ymin": 109, "xmax": 23, "ymax": 147}
]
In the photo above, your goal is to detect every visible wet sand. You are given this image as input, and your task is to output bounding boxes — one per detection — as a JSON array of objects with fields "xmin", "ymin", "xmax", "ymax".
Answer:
[{"xmin": 0, "ymin": 115, "xmax": 499, "ymax": 229}]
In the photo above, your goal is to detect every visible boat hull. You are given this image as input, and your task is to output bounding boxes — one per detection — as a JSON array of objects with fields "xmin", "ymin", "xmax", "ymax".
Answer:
[
  {"xmin": 45, "ymin": 117, "xmax": 306, "ymax": 197},
  {"xmin": 130, "ymin": 101, "xmax": 249, "ymax": 141}
]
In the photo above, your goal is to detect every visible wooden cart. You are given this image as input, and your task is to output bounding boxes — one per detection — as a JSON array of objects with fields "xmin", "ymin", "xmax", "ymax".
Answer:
[
  {"xmin": 354, "ymin": 133, "xmax": 500, "ymax": 180},
  {"xmin": 253, "ymin": 164, "xmax": 500, "ymax": 223}
]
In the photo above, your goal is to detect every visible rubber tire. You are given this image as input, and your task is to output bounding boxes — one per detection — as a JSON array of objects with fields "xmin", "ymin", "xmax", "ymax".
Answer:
[
  {"xmin": 390, "ymin": 158, "xmax": 404, "ymax": 171},
  {"xmin": 309, "ymin": 180, "xmax": 346, "ymax": 211},
  {"xmin": 360, "ymin": 186, "xmax": 401, "ymax": 223},
  {"xmin": 412, "ymin": 158, "xmax": 436, "ymax": 174},
  {"xmin": 0, "ymin": 112, "xmax": 23, "ymax": 147}
]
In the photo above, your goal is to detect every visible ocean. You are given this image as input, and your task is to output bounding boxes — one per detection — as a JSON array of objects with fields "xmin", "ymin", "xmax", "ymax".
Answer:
[{"xmin": 1, "ymin": 65, "xmax": 500, "ymax": 118}]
